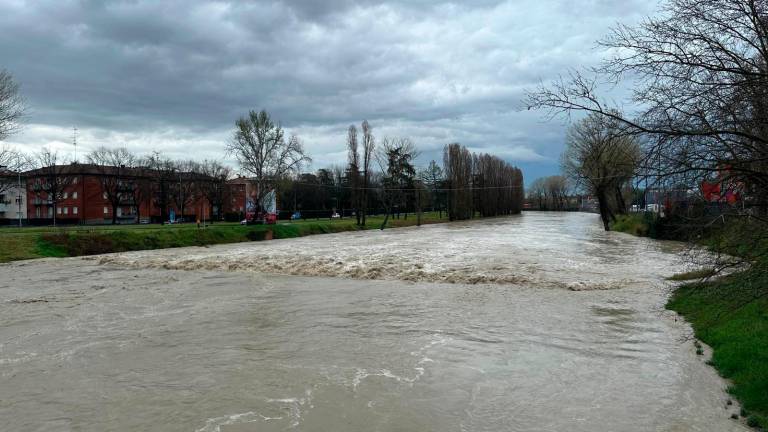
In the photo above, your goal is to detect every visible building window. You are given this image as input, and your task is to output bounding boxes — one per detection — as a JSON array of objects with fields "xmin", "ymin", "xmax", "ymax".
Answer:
[
  {"xmin": 63, "ymin": 207, "xmax": 68, "ymax": 215},
  {"xmin": 62, "ymin": 192, "xmax": 68, "ymax": 199},
  {"xmin": 104, "ymin": 206, "xmax": 109, "ymax": 215},
  {"xmin": 73, "ymin": 192, "xmax": 78, "ymax": 199},
  {"xmin": 73, "ymin": 177, "xmax": 78, "ymax": 184},
  {"xmin": 57, "ymin": 207, "xmax": 62, "ymax": 215},
  {"xmin": 35, "ymin": 208, "xmax": 41, "ymax": 218},
  {"xmin": 103, "ymin": 192, "xmax": 108, "ymax": 200},
  {"xmin": 73, "ymin": 206, "xmax": 78, "ymax": 215}
]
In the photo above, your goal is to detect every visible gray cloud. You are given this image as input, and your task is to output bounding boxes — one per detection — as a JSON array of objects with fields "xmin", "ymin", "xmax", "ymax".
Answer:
[{"xmin": 1, "ymin": 0, "xmax": 659, "ymax": 182}]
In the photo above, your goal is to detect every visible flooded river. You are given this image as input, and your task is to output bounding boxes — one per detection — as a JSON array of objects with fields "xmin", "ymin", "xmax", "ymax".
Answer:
[{"xmin": 0, "ymin": 212, "xmax": 746, "ymax": 431}]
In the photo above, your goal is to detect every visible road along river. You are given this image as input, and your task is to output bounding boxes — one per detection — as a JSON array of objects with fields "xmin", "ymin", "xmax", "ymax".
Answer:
[{"xmin": 0, "ymin": 212, "xmax": 748, "ymax": 431}]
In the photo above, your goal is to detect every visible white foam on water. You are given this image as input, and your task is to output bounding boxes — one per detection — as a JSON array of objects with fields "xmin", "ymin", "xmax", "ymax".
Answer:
[{"xmin": 196, "ymin": 411, "xmax": 282, "ymax": 432}]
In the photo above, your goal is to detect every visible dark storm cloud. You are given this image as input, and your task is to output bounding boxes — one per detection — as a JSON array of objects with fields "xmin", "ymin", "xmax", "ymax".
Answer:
[{"xmin": 1, "ymin": 0, "xmax": 659, "ymax": 179}]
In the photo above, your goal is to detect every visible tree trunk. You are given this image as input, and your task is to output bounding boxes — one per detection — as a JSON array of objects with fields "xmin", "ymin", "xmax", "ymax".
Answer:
[
  {"xmin": 615, "ymin": 186, "xmax": 627, "ymax": 215},
  {"xmin": 596, "ymin": 188, "xmax": 614, "ymax": 231}
]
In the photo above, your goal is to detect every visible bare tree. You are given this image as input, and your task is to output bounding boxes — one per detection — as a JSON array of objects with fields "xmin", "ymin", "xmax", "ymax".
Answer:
[
  {"xmin": 198, "ymin": 160, "xmax": 232, "ymax": 222},
  {"xmin": 33, "ymin": 149, "xmax": 74, "ymax": 226},
  {"xmin": 377, "ymin": 137, "xmax": 418, "ymax": 229},
  {"xmin": 544, "ymin": 175, "xmax": 569, "ymax": 210},
  {"xmin": 563, "ymin": 113, "xmax": 641, "ymax": 230},
  {"xmin": 528, "ymin": 177, "xmax": 548, "ymax": 210},
  {"xmin": 419, "ymin": 160, "xmax": 445, "ymax": 217},
  {"xmin": 0, "ymin": 70, "xmax": 25, "ymax": 141},
  {"xmin": 443, "ymin": 143, "xmax": 473, "ymax": 220},
  {"xmin": 144, "ymin": 152, "xmax": 176, "ymax": 223},
  {"xmin": 361, "ymin": 120, "xmax": 375, "ymax": 226},
  {"xmin": 0, "ymin": 145, "xmax": 30, "ymax": 195},
  {"xmin": 346, "ymin": 124, "xmax": 362, "ymax": 225},
  {"xmin": 171, "ymin": 160, "xmax": 200, "ymax": 222},
  {"xmin": 128, "ymin": 160, "xmax": 153, "ymax": 224},
  {"xmin": 87, "ymin": 147, "xmax": 137, "ymax": 225},
  {"xmin": 228, "ymin": 110, "xmax": 311, "ymax": 217}
]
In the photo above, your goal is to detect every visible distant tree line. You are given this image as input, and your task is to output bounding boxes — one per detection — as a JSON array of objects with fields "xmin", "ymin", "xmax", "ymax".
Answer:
[
  {"xmin": 527, "ymin": 175, "xmax": 573, "ymax": 211},
  {"xmin": 0, "ymin": 68, "xmax": 525, "ymax": 227},
  {"xmin": 443, "ymin": 143, "xmax": 524, "ymax": 221},
  {"xmin": 269, "ymin": 136, "xmax": 524, "ymax": 226}
]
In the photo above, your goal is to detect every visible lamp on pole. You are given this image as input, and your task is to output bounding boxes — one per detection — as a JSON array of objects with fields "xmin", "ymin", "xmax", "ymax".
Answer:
[{"xmin": 17, "ymin": 167, "xmax": 21, "ymax": 228}]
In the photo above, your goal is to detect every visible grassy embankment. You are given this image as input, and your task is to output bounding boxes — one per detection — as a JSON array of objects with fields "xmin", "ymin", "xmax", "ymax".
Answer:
[
  {"xmin": 612, "ymin": 213, "xmax": 768, "ymax": 430},
  {"xmin": 0, "ymin": 212, "xmax": 448, "ymax": 264}
]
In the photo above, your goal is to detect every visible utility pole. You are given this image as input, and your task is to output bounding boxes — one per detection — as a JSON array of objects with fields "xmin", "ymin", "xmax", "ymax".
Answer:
[{"xmin": 73, "ymin": 127, "xmax": 78, "ymax": 163}]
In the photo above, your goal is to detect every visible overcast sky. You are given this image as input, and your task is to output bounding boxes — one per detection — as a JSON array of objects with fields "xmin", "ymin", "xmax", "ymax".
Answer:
[{"xmin": 1, "ymin": 0, "xmax": 659, "ymax": 183}]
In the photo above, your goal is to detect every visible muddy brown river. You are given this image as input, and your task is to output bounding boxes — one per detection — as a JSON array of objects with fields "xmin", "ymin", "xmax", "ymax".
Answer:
[{"xmin": 0, "ymin": 212, "xmax": 747, "ymax": 431}]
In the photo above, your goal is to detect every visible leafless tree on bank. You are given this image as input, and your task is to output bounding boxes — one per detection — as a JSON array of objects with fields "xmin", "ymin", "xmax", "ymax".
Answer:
[
  {"xmin": 377, "ymin": 137, "xmax": 417, "ymax": 229},
  {"xmin": 562, "ymin": 113, "xmax": 641, "ymax": 230},
  {"xmin": 0, "ymin": 70, "xmax": 25, "ymax": 141},
  {"xmin": 443, "ymin": 143, "xmax": 473, "ymax": 220},
  {"xmin": 88, "ymin": 147, "xmax": 137, "ymax": 225},
  {"xmin": 228, "ymin": 110, "xmax": 311, "ymax": 214},
  {"xmin": 198, "ymin": 160, "xmax": 232, "ymax": 222},
  {"xmin": 171, "ymin": 160, "xmax": 200, "ymax": 221},
  {"xmin": 361, "ymin": 120, "xmax": 375, "ymax": 226},
  {"xmin": 419, "ymin": 160, "xmax": 445, "ymax": 217},
  {"xmin": 0, "ymin": 145, "xmax": 30, "ymax": 195},
  {"xmin": 346, "ymin": 124, "xmax": 362, "ymax": 225},
  {"xmin": 34, "ymin": 149, "xmax": 74, "ymax": 226},
  {"xmin": 144, "ymin": 152, "xmax": 176, "ymax": 223}
]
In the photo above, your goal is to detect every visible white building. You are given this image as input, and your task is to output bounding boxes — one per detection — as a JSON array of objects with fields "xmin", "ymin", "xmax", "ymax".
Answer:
[{"xmin": 0, "ymin": 183, "xmax": 27, "ymax": 223}]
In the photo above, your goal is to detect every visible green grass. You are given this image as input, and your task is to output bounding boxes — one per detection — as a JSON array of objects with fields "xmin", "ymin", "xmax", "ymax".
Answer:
[
  {"xmin": 611, "ymin": 213, "xmax": 653, "ymax": 237},
  {"xmin": 0, "ymin": 212, "xmax": 449, "ymax": 263},
  {"xmin": 667, "ymin": 268, "xmax": 768, "ymax": 430}
]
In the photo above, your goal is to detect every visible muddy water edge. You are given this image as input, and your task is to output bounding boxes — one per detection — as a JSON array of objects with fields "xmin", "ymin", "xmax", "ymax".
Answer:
[{"xmin": 0, "ymin": 212, "xmax": 748, "ymax": 431}]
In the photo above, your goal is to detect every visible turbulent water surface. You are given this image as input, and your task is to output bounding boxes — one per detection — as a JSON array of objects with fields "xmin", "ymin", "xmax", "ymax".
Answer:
[{"xmin": 0, "ymin": 212, "xmax": 747, "ymax": 431}]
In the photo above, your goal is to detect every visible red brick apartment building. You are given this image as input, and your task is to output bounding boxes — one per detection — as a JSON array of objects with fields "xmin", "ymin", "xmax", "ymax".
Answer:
[{"xmin": 23, "ymin": 163, "xmax": 213, "ymax": 225}]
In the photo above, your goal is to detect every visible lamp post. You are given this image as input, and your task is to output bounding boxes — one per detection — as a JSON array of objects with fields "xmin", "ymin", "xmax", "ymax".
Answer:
[{"xmin": 17, "ymin": 167, "xmax": 21, "ymax": 228}]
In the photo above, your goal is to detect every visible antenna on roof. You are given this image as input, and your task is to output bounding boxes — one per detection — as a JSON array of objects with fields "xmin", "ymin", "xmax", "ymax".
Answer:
[{"xmin": 73, "ymin": 126, "xmax": 78, "ymax": 163}]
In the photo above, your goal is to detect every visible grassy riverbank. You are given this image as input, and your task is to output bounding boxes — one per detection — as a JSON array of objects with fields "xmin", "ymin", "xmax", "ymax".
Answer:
[
  {"xmin": 613, "ymin": 214, "xmax": 767, "ymax": 429},
  {"xmin": 0, "ymin": 212, "xmax": 449, "ymax": 263},
  {"xmin": 610, "ymin": 213, "xmax": 653, "ymax": 237},
  {"xmin": 667, "ymin": 267, "xmax": 768, "ymax": 429}
]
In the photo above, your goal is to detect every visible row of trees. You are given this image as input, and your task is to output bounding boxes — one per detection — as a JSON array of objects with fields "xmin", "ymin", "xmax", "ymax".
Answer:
[
  {"xmin": 264, "ymin": 134, "xmax": 525, "ymax": 226},
  {"xmin": 527, "ymin": 175, "xmax": 571, "ymax": 211},
  {"xmin": 443, "ymin": 143, "xmax": 524, "ymax": 220}
]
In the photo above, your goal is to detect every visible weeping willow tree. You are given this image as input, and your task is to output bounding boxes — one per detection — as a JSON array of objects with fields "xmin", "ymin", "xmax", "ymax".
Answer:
[{"xmin": 562, "ymin": 113, "xmax": 641, "ymax": 230}]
